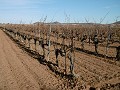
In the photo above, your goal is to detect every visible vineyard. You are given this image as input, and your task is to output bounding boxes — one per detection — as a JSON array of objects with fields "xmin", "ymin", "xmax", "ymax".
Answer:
[{"xmin": 0, "ymin": 22, "xmax": 120, "ymax": 90}]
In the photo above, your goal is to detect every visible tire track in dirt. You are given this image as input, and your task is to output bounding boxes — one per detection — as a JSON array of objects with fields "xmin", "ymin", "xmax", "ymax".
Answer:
[
  {"xmin": 0, "ymin": 35, "xmax": 20, "ymax": 90},
  {"xmin": 76, "ymin": 53, "xmax": 120, "ymax": 76},
  {"xmin": 74, "ymin": 51, "xmax": 120, "ymax": 86},
  {"xmin": 1, "ymin": 30, "xmax": 40, "ymax": 90}
]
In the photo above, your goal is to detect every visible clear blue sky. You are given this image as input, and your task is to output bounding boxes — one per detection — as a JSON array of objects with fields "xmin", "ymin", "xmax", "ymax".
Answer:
[{"xmin": 0, "ymin": 0, "xmax": 120, "ymax": 24}]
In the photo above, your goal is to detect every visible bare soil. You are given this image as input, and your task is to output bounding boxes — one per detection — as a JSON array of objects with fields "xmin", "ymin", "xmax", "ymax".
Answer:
[
  {"xmin": 0, "ymin": 29, "xmax": 120, "ymax": 90},
  {"xmin": 0, "ymin": 30, "xmax": 64, "ymax": 90}
]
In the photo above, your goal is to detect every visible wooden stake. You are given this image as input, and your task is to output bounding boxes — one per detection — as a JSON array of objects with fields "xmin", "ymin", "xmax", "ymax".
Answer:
[{"xmin": 47, "ymin": 24, "xmax": 51, "ymax": 61}]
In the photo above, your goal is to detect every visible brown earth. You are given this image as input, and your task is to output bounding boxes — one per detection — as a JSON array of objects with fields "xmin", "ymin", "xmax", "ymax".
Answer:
[
  {"xmin": 0, "ymin": 30, "xmax": 65, "ymax": 90},
  {"xmin": 0, "ymin": 29, "xmax": 120, "ymax": 90}
]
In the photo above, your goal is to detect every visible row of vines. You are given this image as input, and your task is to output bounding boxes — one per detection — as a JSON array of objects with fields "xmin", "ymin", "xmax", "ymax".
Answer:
[{"xmin": 0, "ymin": 23, "xmax": 120, "ymax": 77}]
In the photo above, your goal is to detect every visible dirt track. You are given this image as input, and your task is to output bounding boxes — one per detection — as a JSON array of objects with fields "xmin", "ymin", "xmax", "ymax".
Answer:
[
  {"xmin": 0, "ymin": 29, "xmax": 120, "ymax": 90},
  {"xmin": 0, "ymin": 30, "xmax": 65, "ymax": 90}
]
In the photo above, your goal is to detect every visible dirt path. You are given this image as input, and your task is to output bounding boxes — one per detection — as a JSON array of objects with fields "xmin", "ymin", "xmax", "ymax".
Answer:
[{"xmin": 0, "ymin": 30, "xmax": 64, "ymax": 90}]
